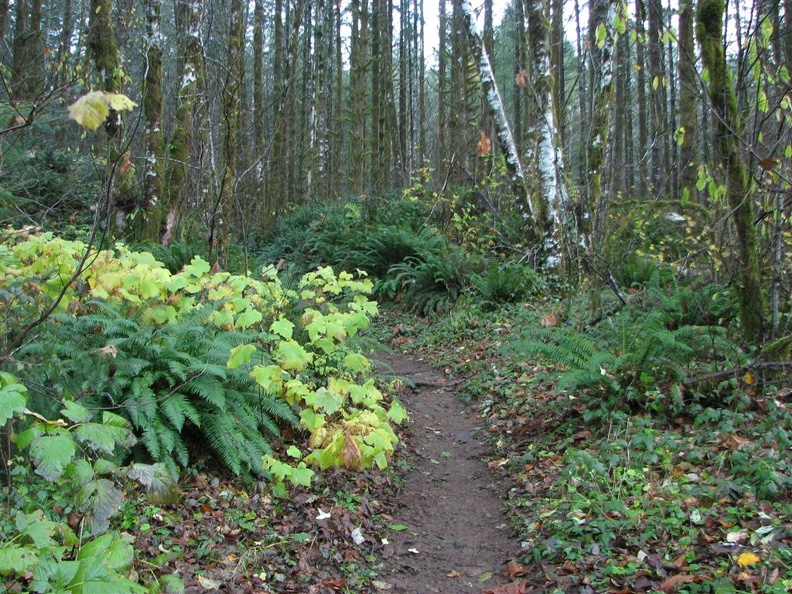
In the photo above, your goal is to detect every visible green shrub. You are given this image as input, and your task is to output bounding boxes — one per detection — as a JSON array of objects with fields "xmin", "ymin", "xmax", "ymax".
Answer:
[
  {"xmin": 20, "ymin": 301, "xmax": 298, "ymax": 477},
  {"xmin": 472, "ymin": 260, "xmax": 547, "ymax": 307}
]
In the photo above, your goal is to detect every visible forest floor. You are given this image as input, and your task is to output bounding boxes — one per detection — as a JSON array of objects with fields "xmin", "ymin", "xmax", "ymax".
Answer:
[
  {"xmin": 372, "ymin": 350, "xmax": 523, "ymax": 593},
  {"xmin": 128, "ymin": 332, "xmax": 530, "ymax": 593}
]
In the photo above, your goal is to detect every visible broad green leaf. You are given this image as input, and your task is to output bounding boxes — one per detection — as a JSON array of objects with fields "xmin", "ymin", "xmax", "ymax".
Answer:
[
  {"xmin": 30, "ymin": 431, "xmax": 76, "ymax": 481},
  {"xmin": 288, "ymin": 464, "xmax": 314, "ymax": 487},
  {"xmin": 277, "ymin": 340, "xmax": 313, "ymax": 372},
  {"xmin": 79, "ymin": 479, "xmax": 124, "ymax": 535},
  {"xmin": 76, "ymin": 531, "xmax": 135, "ymax": 571},
  {"xmin": 300, "ymin": 409, "xmax": 325, "ymax": 432},
  {"xmin": 343, "ymin": 353, "xmax": 370, "ymax": 373},
  {"xmin": 61, "ymin": 400, "xmax": 91, "ymax": 423},
  {"xmin": 16, "ymin": 511, "xmax": 58, "ymax": 548},
  {"xmin": 387, "ymin": 401, "xmax": 409, "ymax": 425},
  {"xmin": 0, "ymin": 373, "xmax": 27, "ymax": 425},
  {"xmin": 596, "ymin": 22, "xmax": 607, "ymax": 47},
  {"xmin": 270, "ymin": 318, "xmax": 295, "ymax": 339},
  {"xmin": 0, "ymin": 544, "xmax": 38, "ymax": 575},
  {"xmin": 307, "ymin": 387, "xmax": 344, "ymax": 415},
  {"xmin": 286, "ymin": 445, "xmax": 302, "ymax": 459},
  {"xmin": 228, "ymin": 344, "xmax": 257, "ymax": 369},
  {"xmin": 235, "ymin": 310, "xmax": 263, "ymax": 329},
  {"xmin": 74, "ymin": 421, "xmax": 135, "ymax": 455},
  {"xmin": 250, "ymin": 364, "xmax": 286, "ymax": 393}
]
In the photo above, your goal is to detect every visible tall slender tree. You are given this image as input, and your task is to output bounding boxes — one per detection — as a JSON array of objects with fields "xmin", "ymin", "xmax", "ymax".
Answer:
[{"xmin": 697, "ymin": 0, "xmax": 764, "ymax": 344}]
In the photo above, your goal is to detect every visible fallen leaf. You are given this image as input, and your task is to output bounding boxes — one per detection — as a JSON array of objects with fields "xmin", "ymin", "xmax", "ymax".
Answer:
[
  {"xmin": 659, "ymin": 574, "xmax": 697, "ymax": 592},
  {"xmin": 407, "ymin": 548, "xmax": 419, "ymax": 554},
  {"xmin": 515, "ymin": 68, "xmax": 528, "ymax": 88},
  {"xmin": 447, "ymin": 570, "xmax": 459, "ymax": 578},
  {"xmin": 196, "ymin": 574, "xmax": 222, "ymax": 590},
  {"xmin": 503, "ymin": 560, "xmax": 527, "ymax": 578},
  {"xmin": 737, "ymin": 551, "xmax": 760, "ymax": 567},
  {"xmin": 483, "ymin": 582, "xmax": 527, "ymax": 594},
  {"xmin": 350, "ymin": 527, "xmax": 365, "ymax": 545},
  {"xmin": 316, "ymin": 508, "xmax": 331, "ymax": 520},
  {"xmin": 372, "ymin": 581, "xmax": 393, "ymax": 590},
  {"xmin": 540, "ymin": 313, "xmax": 558, "ymax": 327}
]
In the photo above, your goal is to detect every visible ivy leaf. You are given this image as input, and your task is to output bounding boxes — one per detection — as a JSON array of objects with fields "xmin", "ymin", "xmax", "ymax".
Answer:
[
  {"xmin": 228, "ymin": 344, "xmax": 257, "ymax": 369},
  {"xmin": 235, "ymin": 310, "xmax": 263, "ymax": 329}
]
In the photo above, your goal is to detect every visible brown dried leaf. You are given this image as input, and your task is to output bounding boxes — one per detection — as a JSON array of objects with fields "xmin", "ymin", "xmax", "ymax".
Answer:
[
  {"xmin": 659, "ymin": 574, "xmax": 697, "ymax": 592},
  {"xmin": 477, "ymin": 131, "xmax": 492, "ymax": 156},
  {"xmin": 515, "ymin": 68, "xmax": 528, "ymax": 88},
  {"xmin": 503, "ymin": 560, "xmax": 527, "ymax": 578},
  {"xmin": 540, "ymin": 313, "xmax": 558, "ymax": 328},
  {"xmin": 483, "ymin": 582, "xmax": 527, "ymax": 594},
  {"xmin": 342, "ymin": 432, "xmax": 362, "ymax": 470}
]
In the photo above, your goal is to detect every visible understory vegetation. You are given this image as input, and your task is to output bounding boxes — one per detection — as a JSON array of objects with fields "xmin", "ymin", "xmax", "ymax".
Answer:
[{"xmin": 1, "ymin": 188, "xmax": 791, "ymax": 593}]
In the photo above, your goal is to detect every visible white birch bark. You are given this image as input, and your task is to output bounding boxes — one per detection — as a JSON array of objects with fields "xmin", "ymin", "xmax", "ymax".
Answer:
[
  {"xmin": 459, "ymin": 0, "xmax": 539, "ymax": 239},
  {"xmin": 525, "ymin": 0, "xmax": 568, "ymax": 266}
]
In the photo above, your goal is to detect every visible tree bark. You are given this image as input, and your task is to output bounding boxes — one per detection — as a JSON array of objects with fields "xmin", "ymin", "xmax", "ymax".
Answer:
[
  {"xmin": 697, "ymin": 0, "xmax": 765, "ymax": 345},
  {"xmin": 459, "ymin": 0, "xmax": 538, "ymax": 239}
]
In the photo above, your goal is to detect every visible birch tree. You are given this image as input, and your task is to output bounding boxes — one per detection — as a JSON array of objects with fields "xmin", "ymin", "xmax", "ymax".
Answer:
[
  {"xmin": 459, "ymin": 0, "xmax": 539, "ymax": 243},
  {"xmin": 524, "ymin": 0, "xmax": 568, "ymax": 264}
]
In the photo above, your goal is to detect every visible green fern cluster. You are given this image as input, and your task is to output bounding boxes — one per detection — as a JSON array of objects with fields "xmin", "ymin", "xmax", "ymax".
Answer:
[
  {"xmin": 388, "ymin": 246, "xmax": 471, "ymax": 316},
  {"xmin": 512, "ymin": 291, "xmax": 736, "ymax": 415},
  {"xmin": 20, "ymin": 301, "xmax": 298, "ymax": 476}
]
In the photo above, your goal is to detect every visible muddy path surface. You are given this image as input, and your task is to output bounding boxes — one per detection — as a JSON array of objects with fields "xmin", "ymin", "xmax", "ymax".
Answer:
[{"xmin": 374, "ymin": 351, "xmax": 522, "ymax": 593}]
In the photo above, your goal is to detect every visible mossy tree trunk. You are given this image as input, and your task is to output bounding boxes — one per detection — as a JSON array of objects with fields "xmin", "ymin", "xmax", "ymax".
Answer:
[
  {"xmin": 586, "ymin": 0, "xmax": 615, "ymax": 253},
  {"xmin": 348, "ymin": 0, "xmax": 369, "ymax": 196},
  {"xmin": 138, "ymin": 0, "xmax": 164, "ymax": 242},
  {"xmin": 525, "ymin": 0, "xmax": 568, "ymax": 265},
  {"xmin": 211, "ymin": 0, "xmax": 244, "ymax": 268},
  {"xmin": 163, "ymin": 0, "xmax": 204, "ymax": 246},
  {"xmin": 678, "ymin": 0, "xmax": 699, "ymax": 203},
  {"xmin": 697, "ymin": 0, "xmax": 765, "ymax": 345}
]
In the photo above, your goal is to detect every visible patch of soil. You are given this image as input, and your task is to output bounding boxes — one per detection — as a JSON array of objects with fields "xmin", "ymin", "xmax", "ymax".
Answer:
[{"xmin": 375, "ymin": 351, "xmax": 523, "ymax": 593}]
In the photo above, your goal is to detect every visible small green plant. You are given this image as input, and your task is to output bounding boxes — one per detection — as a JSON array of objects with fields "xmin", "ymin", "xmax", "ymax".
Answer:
[{"xmin": 0, "ymin": 371, "xmax": 176, "ymax": 593}]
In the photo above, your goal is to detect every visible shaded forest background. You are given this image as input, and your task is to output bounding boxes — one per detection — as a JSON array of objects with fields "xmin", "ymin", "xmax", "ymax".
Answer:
[{"xmin": 2, "ymin": 0, "xmax": 792, "ymax": 345}]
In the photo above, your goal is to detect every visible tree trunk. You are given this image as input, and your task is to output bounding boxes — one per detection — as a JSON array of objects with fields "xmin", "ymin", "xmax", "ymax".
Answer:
[
  {"xmin": 459, "ymin": 0, "xmax": 538, "ymax": 240},
  {"xmin": 697, "ymin": 0, "xmax": 765, "ymax": 345},
  {"xmin": 678, "ymin": 0, "xmax": 699, "ymax": 202},
  {"xmin": 524, "ymin": 0, "xmax": 568, "ymax": 265},
  {"xmin": 634, "ymin": 0, "xmax": 649, "ymax": 196},
  {"xmin": 348, "ymin": 0, "xmax": 369, "ymax": 195},
  {"xmin": 211, "ymin": 0, "xmax": 244, "ymax": 268},
  {"xmin": 587, "ymin": 0, "xmax": 615, "ymax": 252}
]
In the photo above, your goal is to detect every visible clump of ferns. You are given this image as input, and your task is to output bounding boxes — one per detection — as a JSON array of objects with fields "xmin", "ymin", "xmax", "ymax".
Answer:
[
  {"xmin": 511, "ymin": 296, "xmax": 731, "ymax": 418},
  {"xmin": 18, "ymin": 301, "xmax": 298, "ymax": 477}
]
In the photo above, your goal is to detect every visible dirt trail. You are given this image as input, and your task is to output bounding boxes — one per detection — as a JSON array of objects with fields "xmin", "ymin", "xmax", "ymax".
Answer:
[{"xmin": 375, "ymin": 351, "xmax": 521, "ymax": 593}]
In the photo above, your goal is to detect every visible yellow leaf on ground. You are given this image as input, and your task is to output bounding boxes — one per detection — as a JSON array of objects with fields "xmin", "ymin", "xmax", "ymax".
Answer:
[{"xmin": 737, "ymin": 551, "xmax": 761, "ymax": 567}]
